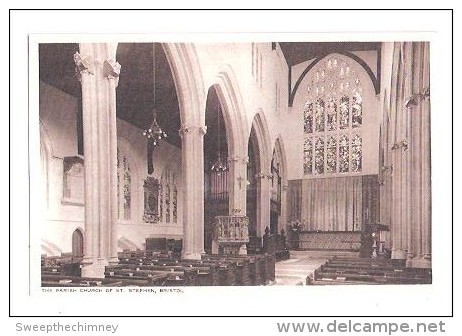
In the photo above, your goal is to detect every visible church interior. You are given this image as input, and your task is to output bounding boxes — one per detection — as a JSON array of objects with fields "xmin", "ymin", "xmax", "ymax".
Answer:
[{"xmin": 39, "ymin": 41, "xmax": 432, "ymax": 286}]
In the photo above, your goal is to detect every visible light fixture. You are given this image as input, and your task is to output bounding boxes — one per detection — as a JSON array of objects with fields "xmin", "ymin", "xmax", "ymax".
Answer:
[
  {"xmin": 210, "ymin": 105, "xmax": 228, "ymax": 173},
  {"xmin": 143, "ymin": 108, "xmax": 167, "ymax": 146}
]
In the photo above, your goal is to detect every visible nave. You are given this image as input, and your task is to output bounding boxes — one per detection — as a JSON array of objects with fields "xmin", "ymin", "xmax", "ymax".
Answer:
[{"xmin": 38, "ymin": 41, "xmax": 432, "ymax": 287}]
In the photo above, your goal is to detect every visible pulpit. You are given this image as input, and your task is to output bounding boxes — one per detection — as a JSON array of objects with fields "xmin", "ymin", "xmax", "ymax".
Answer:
[{"xmin": 212, "ymin": 215, "xmax": 250, "ymax": 255}]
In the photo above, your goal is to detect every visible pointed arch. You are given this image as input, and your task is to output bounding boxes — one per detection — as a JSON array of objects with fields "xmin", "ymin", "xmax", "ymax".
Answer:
[
  {"xmin": 272, "ymin": 135, "xmax": 289, "ymax": 233},
  {"xmin": 39, "ymin": 119, "xmax": 53, "ymax": 208},
  {"xmin": 273, "ymin": 135, "xmax": 288, "ymax": 182},
  {"xmin": 212, "ymin": 65, "xmax": 249, "ymax": 160},
  {"xmin": 250, "ymin": 110, "xmax": 272, "ymax": 175},
  {"xmin": 290, "ymin": 51, "xmax": 379, "ymax": 106},
  {"xmin": 247, "ymin": 110, "xmax": 272, "ymax": 237},
  {"xmin": 162, "ymin": 43, "xmax": 206, "ymax": 127}
]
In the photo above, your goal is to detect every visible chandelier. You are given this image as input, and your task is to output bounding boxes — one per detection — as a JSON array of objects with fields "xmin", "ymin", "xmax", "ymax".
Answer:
[
  {"xmin": 210, "ymin": 105, "xmax": 228, "ymax": 173},
  {"xmin": 142, "ymin": 108, "xmax": 167, "ymax": 146}
]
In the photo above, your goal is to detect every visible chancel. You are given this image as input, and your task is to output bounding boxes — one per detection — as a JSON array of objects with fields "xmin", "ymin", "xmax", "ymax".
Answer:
[{"xmin": 39, "ymin": 41, "xmax": 431, "ymax": 286}]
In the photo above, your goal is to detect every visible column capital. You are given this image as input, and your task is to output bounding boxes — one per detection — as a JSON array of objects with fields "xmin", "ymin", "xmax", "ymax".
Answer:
[
  {"xmin": 255, "ymin": 172, "xmax": 272, "ymax": 179},
  {"xmin": 228, "ymin": 156, "xmax": 249, "ymax": 165},
  {"xmin": 178, "ymin": 124, "xmax": 207, "ymax": 137}
]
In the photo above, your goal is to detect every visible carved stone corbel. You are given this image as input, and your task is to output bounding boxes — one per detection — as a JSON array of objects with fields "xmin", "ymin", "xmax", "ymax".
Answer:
[
  {"xmin": 103, "ymin": 59, "xmax": 121, "ymax": 87},
  {"xmin": 74, "ymin": 52, "xmax": 95, "ymax": 82},
  {"xmin": 179, "ymin": 124, "xmax": 207, "ymax": 138}
]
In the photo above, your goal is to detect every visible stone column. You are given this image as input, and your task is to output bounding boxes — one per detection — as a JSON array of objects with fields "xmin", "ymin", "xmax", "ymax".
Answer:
[
  {"xmin": 76, "ymin": 43, "xmax": 120, "ymax": 278},
  {"xmin": 407, "ymin": 42, "xmax": 431, "ymax": 268},
  {"xmin": 180, "ymin": 124, "xmax": 206, "ymax": 259},
  {"xmin": 256, "ymin": 172, "xmax": 271, "ymax": 237},
  {"xmin": 227, "ymin": 156, "xmax": 249, "ymax": 215},
  {"xmin": 390, "ymin": 42, "xmax": 408, "ymax": 260},
  {"xmin": 420, "ymin": 42, "xmax": 432, "ymax": 266},
  {"xmin": 280, "ymin": 184, "xmax": 289, "ymax": 234}
]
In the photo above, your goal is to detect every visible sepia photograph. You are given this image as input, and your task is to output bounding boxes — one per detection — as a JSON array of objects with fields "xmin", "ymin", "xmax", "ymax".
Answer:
[
  {"xmin": 9, "ymin": 9, "xmax": 453, "ymax": 321},
  {"xmin": 37, "ymin": 40, "xmax": 431, "ymax": 287}
]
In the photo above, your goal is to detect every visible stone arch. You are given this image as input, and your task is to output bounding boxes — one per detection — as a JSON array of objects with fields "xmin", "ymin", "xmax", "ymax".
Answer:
[
  {"xmin": 272, "ymin": 135, "xmax": 289, "ymax": 233},
  {"xmin": 248, "ymin": 110, "xmax": 272, "ymax": 236},
  {"xmin": 250, "ymin": 110, "xmax": 272, "ymax": 175},
  {"xmin": 273, "ymin": 135, "xmax": 288, "ymax": 183},
  {"xmin": 161, "ymin": 43, "xmax": 206, "ymax": 127},
  {"xmin": 212, "ymin": 65, "xmax": 249, "ymax": 160},
  {"xmin": 114, "ymin": 42, "xmax": 205, "ymax": 127},
  {"xmin": 39, "ymin": 119, "xmax": 53, "ymax": 208},
  {"xmin": 293, "ymin": 52, "xmax": 380, "ymax": 177},
  {"xmin": 290, "ymin": 52, "xmax": 379, "ymax": 106},
  {"xmin": 159, "ymin": 43, "xmax": 206, "ymax": 259}
]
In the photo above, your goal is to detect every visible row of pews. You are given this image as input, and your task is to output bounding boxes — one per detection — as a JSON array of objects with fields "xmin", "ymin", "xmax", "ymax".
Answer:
[
  {"xmin": 41, "ymin": 251, "xmax": 276, "ymax": 287},
  {"xmin": 105, "ymin": 251, "xmax": 275, "ymax": 286},
  {"xmin": 309, "ymin": 257, "xmax": 432, "ymax": 285}
]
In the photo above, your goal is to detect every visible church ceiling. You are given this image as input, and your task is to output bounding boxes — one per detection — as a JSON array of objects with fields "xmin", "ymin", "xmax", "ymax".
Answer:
[
  {"xmin": 278, "ymin": 42, "xmax": 381, "ymax": 66},
  {"xmin": 39, "ymin": 42, "xmax": 182, "ymax": 148}
]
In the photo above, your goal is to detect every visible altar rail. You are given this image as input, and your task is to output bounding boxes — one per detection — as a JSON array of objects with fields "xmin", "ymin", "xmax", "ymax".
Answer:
[{"xmin": 297, "ymin": 231, "xmax": 362, "ymax": 251}]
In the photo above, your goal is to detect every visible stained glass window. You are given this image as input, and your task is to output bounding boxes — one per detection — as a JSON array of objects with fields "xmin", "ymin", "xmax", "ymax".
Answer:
[
  {"xmin": 339, "ymin": 96, "xmax": 350, "ymax": 129},
  {"xmin": 117, "ymin": 150, "xmax": 120, "ymax": 219},
  {"xmin": 303, "ymin": 101, "xmax": 313, "ymax": 134},
  {"xmin": 161, "ymin": 167, "xmax": 178, "ymax": 224},
  {"xmin": 173, "ymin": 187, "xmax": 178, "ymax": 223},
  {"xmin": 122, "ymin": 157, "xmax": 131, "ymax": 220},
  {"xmin": 352, "ymin": 91, "xmax": 362, "ymax": 128},
  {"xmin": 314, "ymin": 137, "xmax": 325, "ymax": 174},
  {"xmin": 326, "ymin": 98, "xmax": 337, "ymax": 131},
  {"xmin": 159, "ymin": 172, "xmax": 164, "ymax": 221},
  {"xmin": 326, "ymin": 136, "xmax": 337, "ymax": 173},
  {"xmin": 303, "ymin": 138, "xmax": 313, "ymax": 174},
  {"xmin": 302, "ymin": 56, "xmax": 363, "ymax": 175},
  {"xmin": 172, "ymin": 172, "xmax": 178, "ymax": 223},
  {"xmin": 116, "ymin": 150, "xmax": 132, "ymax": 220},
  {"xmin": 315, "ymin": 98, "xmax": 325, "ymax": 132},
  {"xmin": 339, "ymin": 134, "xmax": 349, "ymax": 173},
  {"xmin": 351, "ymin": 134, "xmax": 362, "ymax": 172},
  {"xmin": 165, "ymin": 168, "xmax": 171, "ymax": 223}
]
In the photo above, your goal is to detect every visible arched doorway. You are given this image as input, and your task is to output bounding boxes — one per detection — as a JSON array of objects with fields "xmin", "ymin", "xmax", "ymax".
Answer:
[
  {"xmin": 247, "ymin": 130, "xmax": 259, "ymax": 239},
  {"xmin": 246, "ymin": 112, "xmax": 271, "ymax": 248},
  {"xmin": 203, "ymin": 86, "xmax": 229, "ymax": 253},
  {"xmin": 271, "ymin": 136, "xmax": 288, "ymax": 235},
  {"xmin": 72, "ymin": 229, "xmax": 84, "ymax": 259}
]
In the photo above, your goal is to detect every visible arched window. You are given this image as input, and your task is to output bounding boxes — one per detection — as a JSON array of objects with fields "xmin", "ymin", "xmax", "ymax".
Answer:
[
  {"xmin": 117, "ymin": 149, "xmax": 131, "ymax": 220},
  {"xmin": 303, "ymin": 57, "xmax": 363, "ymax": 175},
  {"xmin": 271, "ymin": 151, "xmax": 281, "ymax": 204}
]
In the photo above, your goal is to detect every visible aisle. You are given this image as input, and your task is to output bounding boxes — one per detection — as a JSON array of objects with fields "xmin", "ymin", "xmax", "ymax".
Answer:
[{"xmin": 274, "ymin": 250, "xmax": 360, "ymax": 285}]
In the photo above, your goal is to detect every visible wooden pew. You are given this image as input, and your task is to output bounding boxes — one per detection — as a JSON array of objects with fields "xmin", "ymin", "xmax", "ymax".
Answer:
[{"xmin": 42, "ymin": 274, "xmax": 123, "ymax": 287}]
